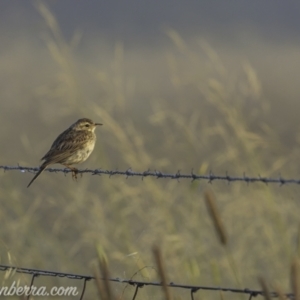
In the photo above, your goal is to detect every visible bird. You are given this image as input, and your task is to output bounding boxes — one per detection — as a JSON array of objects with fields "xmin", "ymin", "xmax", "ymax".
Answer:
[{"xmin": 27, "ymin": 118, "xmax": 103, "ymax": 188}]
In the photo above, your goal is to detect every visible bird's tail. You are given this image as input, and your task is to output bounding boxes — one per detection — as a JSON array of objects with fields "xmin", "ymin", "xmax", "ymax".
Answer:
[{"xmin": 27, "ymin": 164, "xmax": 48, "ymax": 188}]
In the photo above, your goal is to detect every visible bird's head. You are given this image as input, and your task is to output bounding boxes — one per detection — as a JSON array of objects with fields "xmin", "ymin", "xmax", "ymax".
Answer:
[{"xmin": 72, "ymin": 118, "xmax": 103, "ymax": 132}]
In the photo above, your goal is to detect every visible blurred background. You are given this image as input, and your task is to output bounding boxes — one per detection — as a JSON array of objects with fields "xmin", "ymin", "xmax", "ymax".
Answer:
[{"xmin": 1, "ymin": 0, "xmax": 300, "ymax": 298}]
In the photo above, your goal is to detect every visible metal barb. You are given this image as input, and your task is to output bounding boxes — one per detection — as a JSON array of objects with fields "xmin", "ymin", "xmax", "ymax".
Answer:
[
  {"xmin": 208, "ymin": 171, "xmax": 214, "ymax": 184},
  {"xmin": 155, "ymin": 170, "xmax": 163, "ymax": 178},
  {"xmin": 92, "ymin": 168, "xmax": 102, "ymax": 176},
  {"xmin": 142, "ymin": 169, "xmax": 151, "ymax": 181},
  {"xmin": 225, "ymin": 171, "xmax": 231, "ymax": 185},
  {"xmin": 257, "ymin": 174, "xmax": 267, "ymax": 186},
  {"xmin": 279, "ymin": 175, "xmax": 285, "ymax": 186},
  {"xmin": 191, "ymin": 169, "xmax": 197, "ymax": 182},
  {"xmin": 174, "ymin": 170, "xmax": 181, "ymax": 182},
  {"xmin": 124, "ymin": 168, "xmax": 132, "ymax": 179},
  {"xmin": 243, "ymin": 172, "xmax": 250, "ymax": 186},
  {"xmin": 109, "ymin": 169, "xmax": 117, "ymax": 178},
  {"xmin": 142, "ymin": 169, "xmax": 151, "ymax": 177}
]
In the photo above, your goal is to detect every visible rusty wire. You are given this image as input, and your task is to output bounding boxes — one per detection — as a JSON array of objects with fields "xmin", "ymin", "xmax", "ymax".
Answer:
[
  {"xmin": 0, "ymin": 264, "xmax": 294, "ymax": 300},
  {"xmin": 1, "ymin": 165, "xmax": 299, "ymax": 185}
]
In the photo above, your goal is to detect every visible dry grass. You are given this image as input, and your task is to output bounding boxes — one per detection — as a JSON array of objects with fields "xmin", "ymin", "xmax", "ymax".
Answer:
[{"xmin": 0, "ymin": 2, "xmax": 300, "ymax": 299}]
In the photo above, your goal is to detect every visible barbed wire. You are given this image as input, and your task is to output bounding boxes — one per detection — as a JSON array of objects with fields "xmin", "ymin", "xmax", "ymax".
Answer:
[
  {"xmin": 1, "ymin": 165, "xmax": 300, "ymax": 185},
  {"xmin": 0, "ymin": 264, "xmax": 293, "ymax": 300}
]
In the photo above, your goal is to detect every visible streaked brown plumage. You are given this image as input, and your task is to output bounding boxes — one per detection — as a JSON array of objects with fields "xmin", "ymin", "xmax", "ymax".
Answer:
[{"xmin": 27, "ymin": 118, "xmax": 102, "ymax": 188}]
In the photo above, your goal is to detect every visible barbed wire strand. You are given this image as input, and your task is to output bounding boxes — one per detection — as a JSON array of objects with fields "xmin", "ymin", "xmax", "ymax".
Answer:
[
  {"xmin": 1, "ymin": 165, "xmax": 300, "ymax": 186},
  {"xmin": 0, "ymin": 264, "xmax": 294, "ymax": 300}
]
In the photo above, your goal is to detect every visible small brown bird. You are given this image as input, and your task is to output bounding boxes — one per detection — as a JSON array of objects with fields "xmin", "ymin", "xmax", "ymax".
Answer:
[{"xmin": 27, "ymin": 118, "xmax": 102, "ymax": 188}]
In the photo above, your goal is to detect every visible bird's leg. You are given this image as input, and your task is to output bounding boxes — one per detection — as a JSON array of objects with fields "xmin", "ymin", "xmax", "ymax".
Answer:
[{"xmin": 63, "ymin": 165, "xmax": 78, "ymax": 180}]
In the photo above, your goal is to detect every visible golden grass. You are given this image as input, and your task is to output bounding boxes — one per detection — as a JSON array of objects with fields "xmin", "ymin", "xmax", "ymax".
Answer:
[
  {"xmin": 259, "ymin": 277, "xmax": 272, "ymax": 300},
  {"xmin": 291, "ymin": 258, "xmax": 300, "ymax": 300},
  {"xmin": 204, "ymin": 190, "xmax": 227, "ymax": 246},
  {"xmin": 153, "ymin": 245, "xmax": 173, "ymax": 300},
  {"xmin": 0, "ymin": 2, "xmax": 299, "ymax": 299}
]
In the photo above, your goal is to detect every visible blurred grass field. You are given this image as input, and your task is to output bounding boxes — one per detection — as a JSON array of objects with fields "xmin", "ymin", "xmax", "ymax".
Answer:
[{"xmin": 1, "ymin": 3, "xmax": 300, "ymax": 299}]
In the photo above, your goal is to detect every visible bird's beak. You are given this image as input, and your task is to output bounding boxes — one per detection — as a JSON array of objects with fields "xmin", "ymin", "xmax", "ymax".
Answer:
[{"xmin": 95, "ymin": 123, "xmax": 103, "ymax": 126}]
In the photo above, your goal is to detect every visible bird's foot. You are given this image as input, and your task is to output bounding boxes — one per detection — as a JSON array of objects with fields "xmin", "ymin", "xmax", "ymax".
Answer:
[
  {"xmin": 63, "ymin": 165, "xmax": 79, "ymax": 181},
  {"xmin": 71, "ymin": 168, "xmax": 79, "ymax": 180}
]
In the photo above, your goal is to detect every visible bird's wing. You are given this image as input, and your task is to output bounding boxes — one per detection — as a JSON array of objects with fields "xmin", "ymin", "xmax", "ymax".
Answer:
[{"xmin": 41, "ymin": 129, "xmax": 91, "ymax": 165}]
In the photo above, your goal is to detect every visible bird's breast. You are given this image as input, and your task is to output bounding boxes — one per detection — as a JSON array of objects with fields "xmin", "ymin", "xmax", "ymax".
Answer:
[
  {"xmin": 84, "ymin": 139, "xmax": 96, "ymax": 156},
  {"xmin": 63, "ymin": 136, "xmax": 96, "ymax": 165}
]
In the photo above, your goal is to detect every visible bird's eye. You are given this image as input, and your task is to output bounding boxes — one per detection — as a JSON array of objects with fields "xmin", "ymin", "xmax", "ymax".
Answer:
[{"xmin": 85, "ymin": 124, "xmax": 90, "ymax": 127}]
